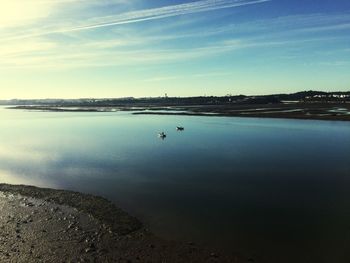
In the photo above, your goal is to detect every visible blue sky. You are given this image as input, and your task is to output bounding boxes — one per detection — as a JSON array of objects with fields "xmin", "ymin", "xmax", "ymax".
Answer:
[{"xmin": 0, "ymin": 0, "xmax": 349, "ymax": 99}]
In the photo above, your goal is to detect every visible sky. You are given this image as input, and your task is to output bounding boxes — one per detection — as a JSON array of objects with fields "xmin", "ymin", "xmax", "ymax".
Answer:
[{"xmin": 0, "ymin": 0, "xmax": 349, "ymax": 99}]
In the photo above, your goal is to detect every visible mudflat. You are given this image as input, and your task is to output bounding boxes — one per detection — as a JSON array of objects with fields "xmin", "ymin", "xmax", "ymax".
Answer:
[
  {"xmin": 10, "ymin": 102, "xmax": 350, "ymax": 121},
  {"xmin": 0, "ymin": 184, "xmax": 242, "ymax": 263}
]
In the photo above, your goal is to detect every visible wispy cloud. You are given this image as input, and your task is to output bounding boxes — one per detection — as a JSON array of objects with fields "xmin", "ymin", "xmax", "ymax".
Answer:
[
  {"xmin": 66, "ymin": 0, "xmax": 270, "ymax": 32},
  {"xmin": 1, "ymin": 0, "xmax": 270, "ymax": 42},
  {"xmin": 316, "ymin": 61, "xmax": 350, "ymax": 67},
  {"xmin": 0, "ymin": 39, "xmax": 245, "ymax": 69},
  {"xmin": 298, "ymin": 22, "xmax": 350, "ymax": 32},
  {"xmin": 195, "ymin": 12, "xmax": 350, "ymax": 37},
  {"xmin": 143, "ymin": 71, "xmax": 233, "ymax": 82},
  {"xmin": 2, "ymin": 30, "xmax": 349, "ymax": 69},
  {"xmin": 1, "ymin": 1, "xmax": 350, "ymax": 71},
  {"xmin": 143, "ymin": 76, "xmax": 181, "ymax": 82}
]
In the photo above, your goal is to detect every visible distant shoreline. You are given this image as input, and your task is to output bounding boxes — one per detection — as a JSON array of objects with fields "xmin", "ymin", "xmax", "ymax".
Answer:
[{"xmin": 7, "ymin": 102, "xmax": 350, "ymax": 121}]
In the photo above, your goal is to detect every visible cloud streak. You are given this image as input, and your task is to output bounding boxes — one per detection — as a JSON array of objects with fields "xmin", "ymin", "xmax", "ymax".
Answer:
[
  {"xmin": 67, "ymin": 0, "xmax": 271, "ymax": 32},
  {"xmin": 1, "ymin": 1, "xmax": 350, "ymax": 71},
  {"xmin": 1, "ymin": 0, "xmax": 270, "ymax": 41},
  {"xmin": 3, "ymin": 35, "xmax": 344, "ymax": 70}
]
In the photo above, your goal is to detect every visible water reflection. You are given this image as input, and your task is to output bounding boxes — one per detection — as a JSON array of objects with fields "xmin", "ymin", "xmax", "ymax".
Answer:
[{"xmin": 1, "ymin": 107, "xmax": 350, "ymax": 262}]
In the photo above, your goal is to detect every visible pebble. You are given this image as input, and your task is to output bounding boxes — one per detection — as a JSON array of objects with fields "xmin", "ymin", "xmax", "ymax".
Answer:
[
  {"xmin": 24, "ymin": 202, "xmax": 34, "ymax": 207},
  {"xmin": 85, "ymin": 247, "xmax": 94, "ymax": 253},
  {"xmin": 51, "ymin": 207, "xmax": 59, "ymax": 212}
]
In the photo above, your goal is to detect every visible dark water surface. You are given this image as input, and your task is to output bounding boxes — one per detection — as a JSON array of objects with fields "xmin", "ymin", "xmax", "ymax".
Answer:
[{"xmin": 1, "ymin": 107, "xmax": 350, "ymax": 262}]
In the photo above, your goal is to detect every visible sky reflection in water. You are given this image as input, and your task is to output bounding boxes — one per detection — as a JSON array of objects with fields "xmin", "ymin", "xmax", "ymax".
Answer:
[{"xmin": 1, "ymin": 107, "xmax": 350, "ymax": 262}]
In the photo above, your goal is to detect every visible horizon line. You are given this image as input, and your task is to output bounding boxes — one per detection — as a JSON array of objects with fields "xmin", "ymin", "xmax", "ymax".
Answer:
[{"xmin": 1, "ymin": 90, "xmax": 349, "ymax": 101}]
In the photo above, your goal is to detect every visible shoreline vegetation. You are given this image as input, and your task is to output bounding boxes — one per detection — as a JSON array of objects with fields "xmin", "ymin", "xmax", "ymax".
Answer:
[
  {"xmin": 0, "ymin": 184, "xmax": 240, "ymax": 262},
  {"xmin": 3, "ymin": 91, "xmax": 350, "ymax": 121}
]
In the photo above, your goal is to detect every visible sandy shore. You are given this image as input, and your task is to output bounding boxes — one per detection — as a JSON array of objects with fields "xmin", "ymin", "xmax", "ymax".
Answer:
[{"xmin": 0, "ymin": 184, "xmax": 244, "ymax": 263}]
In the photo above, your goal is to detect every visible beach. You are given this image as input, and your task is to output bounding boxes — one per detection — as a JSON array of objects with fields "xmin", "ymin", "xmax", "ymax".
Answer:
[{"xmin": 0, "ymin": 184, "xmax": 241, "ymax": 263}]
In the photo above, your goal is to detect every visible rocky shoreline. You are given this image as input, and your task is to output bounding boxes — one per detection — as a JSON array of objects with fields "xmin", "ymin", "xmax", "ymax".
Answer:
[{"xmin": 0, "ymin": 184, "xmax": 243, "ymax": 263}]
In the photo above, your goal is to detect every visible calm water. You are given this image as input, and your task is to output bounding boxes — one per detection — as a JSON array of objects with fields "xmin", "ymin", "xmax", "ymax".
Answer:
[{"xmin": 1, "ymin": 107, "xmax": 350, "ymax": 262}]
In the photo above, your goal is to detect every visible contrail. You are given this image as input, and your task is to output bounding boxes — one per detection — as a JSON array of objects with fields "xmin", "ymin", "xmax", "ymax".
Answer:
[
  {"xmin": 65, "ymin": 0, "xmax": 271, "ymax": 32},
  {"xmin": 1, "ymin": 0, "xmax": 270, "ymax": 41}
]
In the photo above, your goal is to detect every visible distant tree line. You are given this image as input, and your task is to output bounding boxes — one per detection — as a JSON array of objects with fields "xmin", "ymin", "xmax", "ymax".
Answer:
[{"xmin": 1, "ymin": 91, "xmax": 349, "ymax": 106}]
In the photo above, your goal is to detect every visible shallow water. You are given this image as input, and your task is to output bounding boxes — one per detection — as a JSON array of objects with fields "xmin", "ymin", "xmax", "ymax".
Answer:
[{"xmin": 1, "ymin": 107, "xmax": 350, "ymax": 262}]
